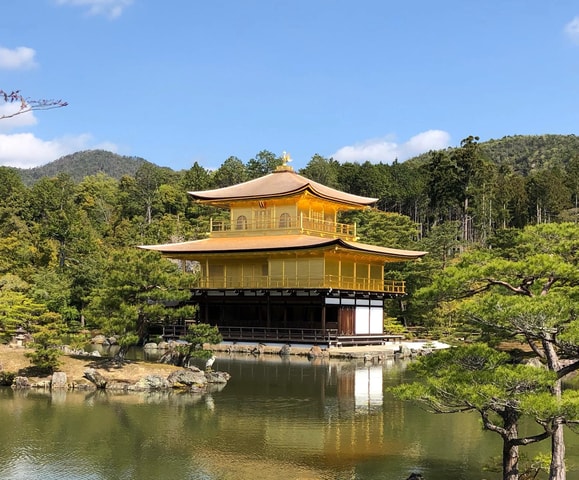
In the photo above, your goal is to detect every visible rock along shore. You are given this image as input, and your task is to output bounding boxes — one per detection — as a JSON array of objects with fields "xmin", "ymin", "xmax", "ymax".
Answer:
[
  {"xmin": 0, "ymin": 344, "xmax": 230, "ymax": 393},
  {"xmin": 0, "ymin": 339, "xmax": 448, "ymax": 392},
  {"xmin": 205, "ymin": 339, "xmax": 450, "ymax": 362}
]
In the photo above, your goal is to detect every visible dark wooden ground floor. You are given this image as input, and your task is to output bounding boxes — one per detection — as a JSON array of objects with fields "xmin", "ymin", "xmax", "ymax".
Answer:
[{"xmin": 157, "ymin": 288, "xmax": 404, "ymax": 346}]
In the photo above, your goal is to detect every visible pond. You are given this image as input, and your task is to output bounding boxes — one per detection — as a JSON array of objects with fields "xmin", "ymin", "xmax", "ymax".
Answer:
[{"xmin": 0, "ymin": 354, "xmax": 577, "ymax": 480}]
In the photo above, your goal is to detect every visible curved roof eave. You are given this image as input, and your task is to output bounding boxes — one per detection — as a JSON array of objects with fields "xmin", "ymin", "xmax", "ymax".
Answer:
[
  {"xmin": 139, "ymin": 235, "xmax": 427, "ymax": 261},
  {"xmin": 188, "ymin": 169, "xmax": 378, "ymax": 207},
  {"xmin": 338, "ymin": 239, "xmax": 428, "ymax": 260}
]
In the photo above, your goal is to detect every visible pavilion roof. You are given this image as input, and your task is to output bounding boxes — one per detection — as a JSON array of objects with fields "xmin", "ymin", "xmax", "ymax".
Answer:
[
  {"xmin": 140, "ymin": 235, "xmax": 427, "ymax": 261},
  {"xmin": 188, "ymin": 168, "xmax": 377, "ymax": 207}
]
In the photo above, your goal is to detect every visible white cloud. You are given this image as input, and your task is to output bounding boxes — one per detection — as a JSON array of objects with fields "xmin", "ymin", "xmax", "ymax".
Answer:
[
  {"xmin": 0, "ymin": 132, "xmax": 118, "ymax": 169},
  {"xmin": 0, "ymin": 46, "xmax": 37, "ymax": 70},
  {"xmin": 0, "ymin": 104, "xmax": 38, "ymax": 129},
  {"xmin": 564, "ymin": 17, "xmax": 579, "ymax": 45},
  {"xmin": 331, "ymin": 130, "xmax": 451, "ymax": 164},
  {"xmin": 55, "ymin": 0, "xmax": 133, "ymax": 19}
]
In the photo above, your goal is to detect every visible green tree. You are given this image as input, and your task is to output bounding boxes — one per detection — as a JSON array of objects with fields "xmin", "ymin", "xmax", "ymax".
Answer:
[
  {"xmin": 414, "ymin": 222, "xmax": 579, "ymax": 479},
  {"xmin": 159, "ymin": 322, "xmax": 222, "ymax": 366},
  {"xmin": 384, "ymin": 160, "xmax": 428, "ymax": 223},
  {"xmin": 246, "ymin": 150, "xmax": 282, "ymax": 179},
  {"xmin": 29, "ymin": 173, "xmax": 81, "ymax": 269},
  {"xmin": 0, "ymin": 280, "xmax": 41, "ymax": 341},
  {"xmin": 493, "ymin": 165, "xmax": 528, "ymax": 229},
  {"xmin": 25, "ymin": 311, "xmax": 65, "ymax": 374},
  {"xmin": 564, "ymin": 154, "xmax": 579, "ymax": 220},
  {"xmin": 0, "ymin": 166, "xmax": 30, "ymax": 219},
  {"xmin": 337, "ymin": 161, "xmax": 392, "ymax": 199},
  {"xmin": 86, "ymin": 249, "xmax": 197, "ymax": 359},
  {"xmin": 179, "ymin": 162, "xmax": 214, "ymax": 236},
  {"xmin": 419, "ymin": 220, "xmax": 462, "ymax": 269},
  {"xmin": 424, "ymin": 149, "xmax": 462, "ymax": 224},
  {"xmin": 424, "ymin": 136, "xmax": 490, "ymax": 242},
  {"xmin": 299, "ymin": 154, "xmax": 340, "ymax": 188},
  {"xmin": 392, "ymin": 344, "xmax": 555, "ymax": 480},
  {"xmin": 336, "ymin": 161, "xmax": 361, "ymax": 194},
  {"xmin": 343, "ymin": 210, "xmax": 420, "ymax": 249},
  {"xmin": 0, "ymin": 274, "xmax": 65, "ymax": 372},
  {"xmin": 155, "ymin": 184, "xmax": 189, "ymax": 218},
  {"xmin": 526, "ymin": 169, "xmax": 571, "ymax": 224},
  {"xmin": 29, "ymin": 269, "xmax": 73, "ymax": 318},
  {"xmin": 134, "ymin": 163, "xmax": 166, "ymax": 224},
  {"xmin": 181, "ymin": 161, "xmax": 211, "ymax": 191},
  {"xmin": 116, "ymin": 175, "xmax": 141, "ymax": 221},
  {"xmin": 75, "ymin": 173, "xmax": 119, "ymax": 236},
  {"xmin": 0, "ymin": 229, "xmax": 36, "ymax": 278},
  {"xmin": 211, "ymin": 156, "xmax": 247, "ymax": 188}
]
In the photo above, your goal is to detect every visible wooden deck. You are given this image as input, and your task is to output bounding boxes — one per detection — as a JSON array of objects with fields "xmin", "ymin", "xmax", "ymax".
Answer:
[{"xmin": 158, "ymin": 324, "xmax": 404, "ymax": 347}]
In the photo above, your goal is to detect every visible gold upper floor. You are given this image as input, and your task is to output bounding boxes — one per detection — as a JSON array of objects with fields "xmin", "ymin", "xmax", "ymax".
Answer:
[
  {"xmin": 208, "ymin": 194, "xmax": 358, "ymax": 241},
  {"xmin": 210, "ymin": 212, "xmax": 356, "ymax": 240}
]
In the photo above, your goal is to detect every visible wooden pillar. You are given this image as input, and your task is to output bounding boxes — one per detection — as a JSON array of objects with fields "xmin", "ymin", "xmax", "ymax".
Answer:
[{"xmin": 266, "ymin": 293, "xmax": 271, "ymax": 328}]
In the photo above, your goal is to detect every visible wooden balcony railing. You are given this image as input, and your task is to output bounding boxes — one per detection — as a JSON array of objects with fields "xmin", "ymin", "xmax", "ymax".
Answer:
[
  {"xmin": 218, "ymin": 326, "xmax": 337, "ymax": 344},
  {"xmin": 210, "ymin": 214, "xmax": 356, "ymax": 240},
  {"xmin": 195, "ymin": 275, "xmax": 405, "ymax": 294},
  {"xmin": 159, "ymin": 325, "xmax": 405, "ymax": 345}
]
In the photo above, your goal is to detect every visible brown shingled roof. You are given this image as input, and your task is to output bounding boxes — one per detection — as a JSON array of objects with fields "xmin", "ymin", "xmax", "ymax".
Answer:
[
  {"xmin": 188, "ymin": 168, "xmax": 377, "ymax": 207},
  {"xmin": 140, "ymin": 235, "xmax": 427, "ymax": 261}
]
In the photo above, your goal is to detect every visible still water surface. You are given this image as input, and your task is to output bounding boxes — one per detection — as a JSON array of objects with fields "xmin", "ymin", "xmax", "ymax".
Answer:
[{"xmin": 0, "ymin": 354, "xmax": 577, "ymax": 480}]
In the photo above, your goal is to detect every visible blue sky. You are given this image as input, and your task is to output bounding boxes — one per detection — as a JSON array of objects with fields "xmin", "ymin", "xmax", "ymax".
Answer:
[{"xmin": 1, "ymin": 0, "xmax": 578, "ymax": 172}]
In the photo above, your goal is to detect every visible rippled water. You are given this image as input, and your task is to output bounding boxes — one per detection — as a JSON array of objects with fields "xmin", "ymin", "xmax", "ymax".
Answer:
[{"xmin": 0, "ymin": 355, "xmax": 577, "ymax": 480}]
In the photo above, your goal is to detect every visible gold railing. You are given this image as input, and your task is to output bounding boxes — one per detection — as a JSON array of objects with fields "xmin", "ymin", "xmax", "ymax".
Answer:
[
  {"xmin": 210, "ymin": 215, "xmax": 356, "ymax": 239},
  {"xmin": 196, "ymin": 275, "xmax": 405, "ymax": 294}
]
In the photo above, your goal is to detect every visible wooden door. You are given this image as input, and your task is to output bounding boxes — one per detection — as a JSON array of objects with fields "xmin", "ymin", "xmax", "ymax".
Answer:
[{"xmin": 338, "ymin": 307, "xmax": 355, "ymax": 335}]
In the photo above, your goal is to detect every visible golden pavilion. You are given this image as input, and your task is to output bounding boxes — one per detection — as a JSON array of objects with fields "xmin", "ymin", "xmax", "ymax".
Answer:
[{"xmin": 141, "ymin": 155, "xmax": 426, "ymax": 346}]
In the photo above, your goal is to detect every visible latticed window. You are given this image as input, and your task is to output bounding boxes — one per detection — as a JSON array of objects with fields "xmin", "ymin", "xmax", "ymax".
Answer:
[
  {"xmin": 279, "ymin": 213, "xmax": 291, "ymax": 228},
  {"xmin": 255, "ymin": 210, "xmax": 268, "ymax": 229},
  {"xmin": 208, "ymin": 264, "xmax": 224, "ymax": 277},
  {"xmin": 236, "ymin": 215, "xmax": 248, "ymax": 230}
]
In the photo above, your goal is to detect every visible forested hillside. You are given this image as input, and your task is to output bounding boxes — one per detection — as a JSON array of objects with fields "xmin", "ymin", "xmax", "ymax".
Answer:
[
  {"xmin": 21, "ymin": 134, "xmax": 579, "ymax": 184},
  {"xmin": 409, "ymin": 134, "xmax": 579, "ymax": 173},
  {"xmin": 17, "ymin": 150, "xmax": 151, "ymax": 185},
  {"xmin": 481, "ymin": 134, "xmax": 579, "ymax": 174}
]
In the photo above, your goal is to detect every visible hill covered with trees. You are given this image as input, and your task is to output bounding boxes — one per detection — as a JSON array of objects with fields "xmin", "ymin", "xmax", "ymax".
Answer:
[
  {"xmin": 18, "ymin": 134, "xmax": 579, "ymax": 184},
  {"xmin": 17, "ymin": 150, "xmax": 152, "ymax": 185},
  {"xmin": 481, "ymin": 134, "xmax": 579, "ymax": 174}
]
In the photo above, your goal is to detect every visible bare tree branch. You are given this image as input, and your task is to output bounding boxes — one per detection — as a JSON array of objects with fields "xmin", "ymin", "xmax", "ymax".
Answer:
[{"xmin": 0, "ymin": 89, "xmax": 67, "ymax": 120}]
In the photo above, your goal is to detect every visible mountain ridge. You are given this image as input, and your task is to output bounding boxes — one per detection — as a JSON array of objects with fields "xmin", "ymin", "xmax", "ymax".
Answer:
[
  {"xmin": 16, "ymin": 150, "xmax": 152, "ymax": 185},
  {"xmin": 12, "ymin": 134, "xmax": 579, "ymax": 184}
]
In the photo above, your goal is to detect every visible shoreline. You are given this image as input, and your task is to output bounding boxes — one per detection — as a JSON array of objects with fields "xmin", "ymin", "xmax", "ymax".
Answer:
[
  {"xmin": 0, "ymin": 340, "xmax": 449, "ymax": 390},
  {"xmin": 207, "ymin": 339, "xmax": 450, "ymax": 359}
]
